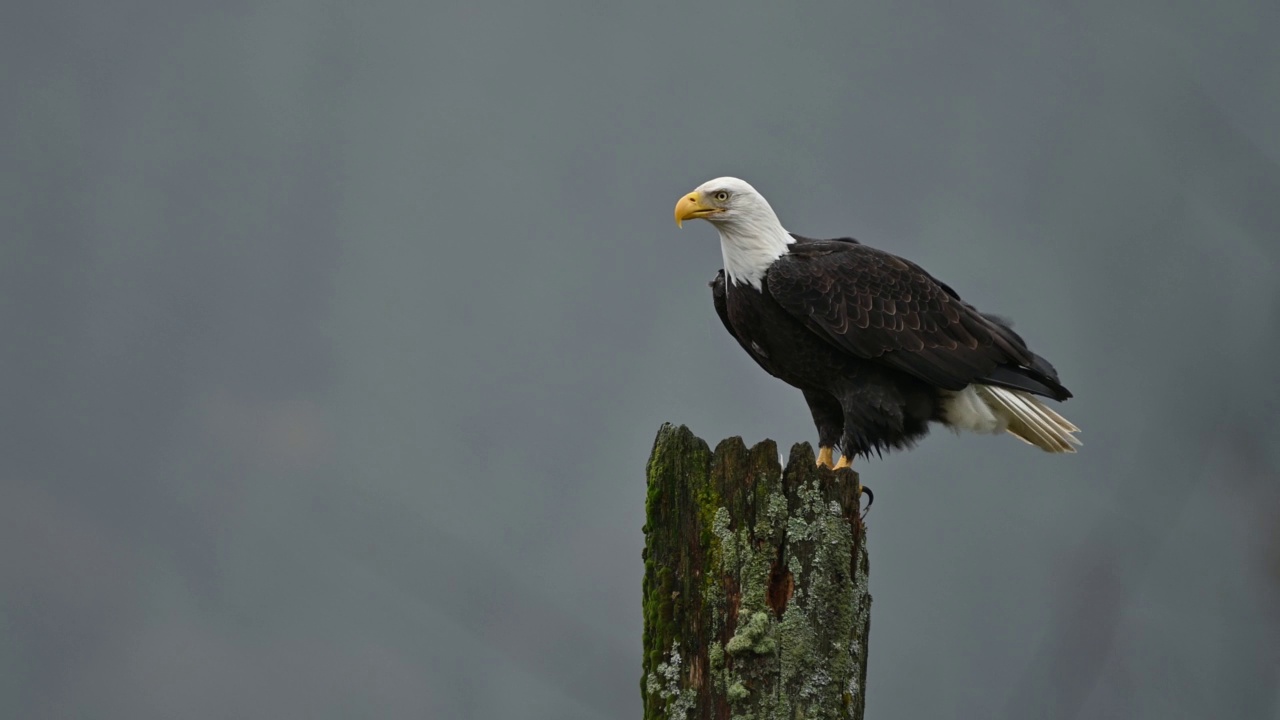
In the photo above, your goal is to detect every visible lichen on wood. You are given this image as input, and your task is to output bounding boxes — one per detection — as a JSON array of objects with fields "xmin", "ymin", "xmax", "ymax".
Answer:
[{"xmin": 642, "ymin": 423, "xmax": 872, "ymax": 720}]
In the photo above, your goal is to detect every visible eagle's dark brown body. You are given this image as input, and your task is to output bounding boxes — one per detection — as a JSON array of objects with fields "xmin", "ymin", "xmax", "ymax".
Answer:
[{"xmin": 711, "ymin": 235, "xmax": 1072, "ymax": 459}]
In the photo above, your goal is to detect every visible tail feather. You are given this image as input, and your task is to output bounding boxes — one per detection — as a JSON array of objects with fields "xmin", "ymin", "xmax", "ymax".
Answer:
[{"xmin": 976, "ymin": 385, "xmax": 1081, "ymax": 453}]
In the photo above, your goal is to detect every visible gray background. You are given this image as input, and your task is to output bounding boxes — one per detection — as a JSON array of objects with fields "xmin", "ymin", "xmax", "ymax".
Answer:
[{"xmin": 4, "ymin": 0, "xmax": 1279, "ymax": 718}]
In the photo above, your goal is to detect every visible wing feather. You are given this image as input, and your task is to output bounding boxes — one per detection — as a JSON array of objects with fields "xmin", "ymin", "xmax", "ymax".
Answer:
[
  {"xmin": 711, "ymin": 270, "xmax": 780, "ymax": 378},
  {"xmin": 765, "ymin": 240, "xmax": 1068, "ymax": 397}
]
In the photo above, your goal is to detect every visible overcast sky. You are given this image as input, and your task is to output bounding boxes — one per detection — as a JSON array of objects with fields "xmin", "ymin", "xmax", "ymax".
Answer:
[{"xmin": 3, "ymin": 0, "xmax": 1279, "ymax": 718}]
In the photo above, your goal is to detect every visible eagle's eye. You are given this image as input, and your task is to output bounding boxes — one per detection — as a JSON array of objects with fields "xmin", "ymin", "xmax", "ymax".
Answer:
[{"xmin": 713, "ymin": 191, "xmax": 730, "ymax": 202}]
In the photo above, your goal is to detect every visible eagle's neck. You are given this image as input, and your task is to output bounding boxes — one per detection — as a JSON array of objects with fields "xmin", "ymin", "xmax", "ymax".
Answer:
[{"xmin": 716, "ymin": 212, "xmax": 794, "ymax": 291}]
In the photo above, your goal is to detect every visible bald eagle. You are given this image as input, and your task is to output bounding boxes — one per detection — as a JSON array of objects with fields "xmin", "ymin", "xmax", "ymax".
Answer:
[{"xmin": 675, "ymin": 177, "xmax": 1079, "ymax": 469}]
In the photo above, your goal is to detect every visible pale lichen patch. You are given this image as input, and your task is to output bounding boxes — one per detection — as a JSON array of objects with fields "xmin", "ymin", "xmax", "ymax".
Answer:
[
  {"xmin": 713, "ymin": 507, "xmax": 736, "ymax": 570},
  {"xmin": 645, "ymin": 641, "xmax": 697, "ymax": 720}
]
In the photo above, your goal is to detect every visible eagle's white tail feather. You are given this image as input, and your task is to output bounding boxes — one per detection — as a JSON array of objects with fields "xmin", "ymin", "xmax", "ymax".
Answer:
[
  {"xmin": 943, "ymin": 384, "xmax": 1081, "ymax": 453},
  {"xmin": 978, "ymin": 385, "xmax": 1081, "ymax": 453},
  {"xmin": 986, "ymin": 388, "xmax": 1070, "ymax": 452},
  {"xmin": 1013, "ymin": 389, "xmax": 1079, "ymax": 434}
]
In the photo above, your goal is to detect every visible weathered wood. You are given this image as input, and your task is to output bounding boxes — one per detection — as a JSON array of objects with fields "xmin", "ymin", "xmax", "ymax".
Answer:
[{"xmin": 642, "ymin": 423, "xmax": 872, "ymax": 720}]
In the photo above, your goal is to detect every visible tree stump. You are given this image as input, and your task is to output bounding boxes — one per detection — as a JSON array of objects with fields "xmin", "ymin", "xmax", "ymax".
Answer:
[{"xmin": 642, "ymin": 423, "xmax": 872, "ymax": 720}]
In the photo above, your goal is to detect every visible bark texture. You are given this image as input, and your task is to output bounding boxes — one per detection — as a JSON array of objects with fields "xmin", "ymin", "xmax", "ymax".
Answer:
[{"xmin": 642, "ymin": 423, "xmax": 872, "ymax": 720}]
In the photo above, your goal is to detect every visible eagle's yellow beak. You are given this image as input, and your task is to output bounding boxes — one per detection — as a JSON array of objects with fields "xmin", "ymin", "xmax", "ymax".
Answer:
[{"xmin": 674, "ymin": 191, "xmax": 722, "ymax": 228}]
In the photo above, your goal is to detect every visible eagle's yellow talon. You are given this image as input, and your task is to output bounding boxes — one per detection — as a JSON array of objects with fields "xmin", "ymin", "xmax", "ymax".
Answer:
[
  {"xmin": 834, "ymin": 455, "xmax": 852, "ymax": 470},
  {"xmin": 816, "ymin": 447, "xmax": 834, "ymax": 468}
]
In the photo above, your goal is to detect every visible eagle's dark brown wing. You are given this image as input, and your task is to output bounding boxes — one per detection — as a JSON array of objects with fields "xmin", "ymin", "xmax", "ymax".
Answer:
[
  {"xmin": 765, "ymin": 239, "xmax": 1071, "ymax": 399},
  {"xmin": 709, "ymin": 270, "xmax": 740, "ymax": 345},
  {"xmin": 711, "ymin": 269, "xmax": 783, "ymax": 379}
]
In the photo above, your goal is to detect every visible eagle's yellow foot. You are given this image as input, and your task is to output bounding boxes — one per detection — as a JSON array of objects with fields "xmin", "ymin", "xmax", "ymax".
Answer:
[
  {"xmin": 834, "ymin": 455, "xmax": 853, "ymax": 470},
  {"xmin": 816, "ymin": 447, "xmax": 834, "ymax": 468}
]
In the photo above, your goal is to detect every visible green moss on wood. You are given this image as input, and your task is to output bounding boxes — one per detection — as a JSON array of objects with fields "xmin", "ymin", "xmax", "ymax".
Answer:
[
  {"xmin": 642, "ymin": 424, "xmax": 872, "ymax": 720},
  {"xmin": 725, "ymin": 611, "xmax": 775, "ymax": 655}
]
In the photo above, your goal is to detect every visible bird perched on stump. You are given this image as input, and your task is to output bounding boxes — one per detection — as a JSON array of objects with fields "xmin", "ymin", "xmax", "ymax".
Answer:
[{"xmin": 675, "ymin": 176, "xmax": 1080, "ymax": 471}]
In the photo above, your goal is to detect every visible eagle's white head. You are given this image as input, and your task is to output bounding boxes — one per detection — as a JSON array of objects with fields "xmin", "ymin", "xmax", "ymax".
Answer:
[{"xmin": 675, "ymin": 176, "xmax": 795, "ymax": 290}]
